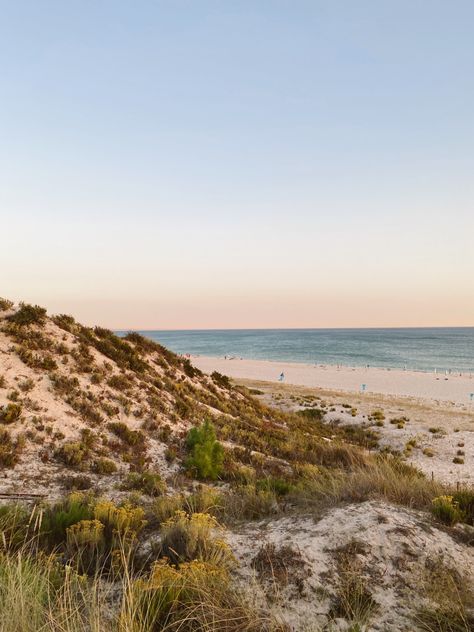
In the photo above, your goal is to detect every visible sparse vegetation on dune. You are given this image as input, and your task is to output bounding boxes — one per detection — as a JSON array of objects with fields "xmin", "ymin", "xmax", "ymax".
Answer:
[{"xmin": 0, "ymin": 300, "xmax": 473, "ymax": 630}]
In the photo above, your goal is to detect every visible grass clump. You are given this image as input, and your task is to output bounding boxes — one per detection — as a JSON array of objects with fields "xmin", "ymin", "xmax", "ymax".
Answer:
[
  {"xmin": 329, "ymin": 540, "xmax": 377, "ymax": 627},
  {"xmin": 416, "ymin": 557, "xmax": 474, "ymax": 631},
  {"xmin": 186, "ymin": 419, "xmax": 224, "ymax": 480}
]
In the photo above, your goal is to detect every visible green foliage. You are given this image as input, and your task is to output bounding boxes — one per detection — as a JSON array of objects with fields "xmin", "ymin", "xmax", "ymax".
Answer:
[
  {"xmin": 120, "ymin": 470, "xmax": 166, "ymax": 496},
  {"xmin": 108, "ymin": 421, "xmax": 145, "ymax": 447},
  {"xmin": 57, "ymin": 441, "xmax": 89, "ymax": 468},
  {"xmin": 452, "ymin": 490, "xmax": 474, "ymax": 525},
  {"xmin": 93, "ymin": 457, "xmax": 117, "ymax": 475},
  {"xmin": 0, "ymin": 403, "xmax": 22, "ymax": 424},
  {"xmin": 66, "ymin": 519, "xmax": 105, "ymax": 573},
  {"xmin": 431, "ymin": 496, "xmax": 464, "ymax": 526},
  {"xmin": 41, "ymin": 494, "xmax": 94, "ymax": 548},
  {"xmin": 0, "ymin": 428, "xmax": 24, "ymax": 467},
  {"xmin": 0, "ymin": 297, "xmax": 14, "ymax": 311},
  {"xmin": 160, "ymin": 511, "xmax": 233, "ymax": 567},
  {"xmin": 52, "ymin": 313, "xmax": 77, "ymax": 332},
  {"xmin": 186, "ymin": 420, "xmax": 224, "ymax": 480},
  {"xmin": 7, "ymin": 303, "xmax": 47, "ymax": 326},
  {"xmin": 107, "ymin": 374, "xmax": 134, "ymax": 391},
  {"xmin": 211, "ymin": 371, "xmax": 231, "ymax": 389},
  {"xmin": 297, "ymin": 407, "xmax": 324, "ymax": 421}
]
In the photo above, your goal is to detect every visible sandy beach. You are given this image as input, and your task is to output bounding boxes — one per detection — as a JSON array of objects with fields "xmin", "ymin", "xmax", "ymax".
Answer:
[
  {"xmin": 192, "ymin": 355, "xmax": 474, "ymax": 484},
  {"xmin": 191, "ymin": 355, "xmax": 474, "ymax": 406}
]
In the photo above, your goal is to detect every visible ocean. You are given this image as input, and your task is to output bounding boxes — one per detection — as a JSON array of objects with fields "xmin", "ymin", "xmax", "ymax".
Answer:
[{"xmin": 117, "ymin": 328, "xmax": 474, "ymax": 373}]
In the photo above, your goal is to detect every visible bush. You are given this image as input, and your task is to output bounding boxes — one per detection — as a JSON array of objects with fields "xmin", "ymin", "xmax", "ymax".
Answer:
[
  {"xmin": 133, "ymin": 558, "xmax": 262, "ymax": 632},
  {"xmin": 186, "ymin": 420, "xmax": 224, "ymax": 480},
  {"xmin": 66, "ymin": 519, "xmax": 105, "ymax": 573},
  {"xmin": 0, "ymin": 297, "xmax": 14, "ymax": 311},
  {"xmin": 0, "ymin": 403, "xmax": 22, "ymax": 424},
  {"xmin": 57, "ymin": 442, "xmax": 89, "ymax": 467},
  {"xmin": 41, "ymin": 494, "xmax": 94, "ymax": 548},
  {"xmin": 453, "ymin": 490, "xmax": 474, "ymax": 525},
  {"xmin": 7, "ymin": 303, "xmax": 47, "ymax": 326},
  {"xmin": 108, "ymin": 422, "xmax": 145, "ymax": 447},
  {"xmin": 160, "ymin": 511, "xmax": 233, "ymax": 567},
  {"xmin": 0, "ymin": 428, "xmax": 24, "ymax": 467},
  {"xmin": 431, "ymin": 496, "xmax": 464, "ymax": 526},
  {"xmin": 93, "ymin": 458, "xmax": 117, "ymax": 475},
  {"xmin": 211, "ymin": 371, "xmax": 231, "ymax": 389},
  {"xmin": 120, "ymin": 470, "xmax": 165, "ymax": 496},
  {"xmin": 107, "ymin": 374, "xmax": 134, "ymax": 391}
]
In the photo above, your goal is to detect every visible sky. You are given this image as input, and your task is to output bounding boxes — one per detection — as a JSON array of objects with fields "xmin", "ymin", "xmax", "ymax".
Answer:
[{"xmin": 1, "ymin": 1, "xmax": 473, "ymax": 329}]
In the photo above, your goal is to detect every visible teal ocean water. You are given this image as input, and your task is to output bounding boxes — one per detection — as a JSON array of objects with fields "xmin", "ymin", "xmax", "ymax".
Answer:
[{"xmin": 118, "ymin": 328, "xmax": 474, "ymax": 373}]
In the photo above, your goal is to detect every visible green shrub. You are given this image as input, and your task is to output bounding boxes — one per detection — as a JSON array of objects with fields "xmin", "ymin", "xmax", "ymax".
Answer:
[
  {"xmin": 66, "ymin": 519, "xmax": 105, "ymax": 573},
  {"xmin": 0, "ymin": 297, "xmax": 14, "ymax": 311},
  {"xmin": 107, "ymin": 374, "xmax": 134, "ymax": 391},
  {"xmin": 57, "ymin": 442, "xmax": 88, "ymax": 467},
  {"xmin": 453, "ymin": 490, "xmax": 474, "ymax": 525},
  {"xmin": 120, "ymin": 470, "xmax": 165, "ymax": 496},
  {"xmin": 7, "ymin": 303, "xmax": 47, "ymax": 326},
  {"xmin": 370, "ymin": 410, "xmax": 385, "ymax": 421},
  {"xmin": 186, "ymin": 420, "xmax": 224, "ymax": 480},
  {"xmin": 0, "ymin": 403, "xmax": 22, "ymax": 424},
  {"xmin": 108, "ymin": 422, "xmax": 145, "ymax": 447},
  {"xmin": 297, "ymin": 408, "xmax": 324, "ymax": 421},
  {"xmin": 211, "ymin": 371, "xmax": 231, "ymax": 389},
  {"xmin": 160, "ymin": 511, "xmax": 233, "ymax": 567},
  {"xmin": 431, "ymin": 496, "xmax": 464, "ymax": 526},
  {"xmin": 41, "ymin": 494, "xmax": 94, "ymax": 548},
  {"xmin": 256, "ymin": 477, "xmax": 293, "ymax": 497},
  {"xmin": 0, "ymin": 428, "xmax": 24, "ymax": 467},
  {"xmin": 93, "ymin": 458, "xmax": 117, "ymax": 475},
  {"xmin": 62, "ymin": 474, "xmax": 93, "ymax": 491}
]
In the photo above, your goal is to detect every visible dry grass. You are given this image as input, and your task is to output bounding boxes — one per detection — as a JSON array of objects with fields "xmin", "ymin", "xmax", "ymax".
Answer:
[{"xmin": 290, "ymin": 456, "xmax": 445, "ymax": 512}]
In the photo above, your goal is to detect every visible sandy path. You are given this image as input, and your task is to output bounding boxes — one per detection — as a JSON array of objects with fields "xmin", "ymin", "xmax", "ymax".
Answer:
[{"xmin": 191, "ymin": 356, "xmax": 474, "ymax": 406}]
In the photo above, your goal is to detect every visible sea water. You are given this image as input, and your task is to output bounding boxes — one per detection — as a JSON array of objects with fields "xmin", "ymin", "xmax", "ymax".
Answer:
[{"xmin": 117, "ymin": 328, "xmax": 474, "ymax": 373}]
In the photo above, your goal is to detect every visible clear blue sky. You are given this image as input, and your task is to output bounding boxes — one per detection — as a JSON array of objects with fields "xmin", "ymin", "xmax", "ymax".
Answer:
[{"xmin": 1, "ymin": 1, "xmax": 473, "ymax": 328}]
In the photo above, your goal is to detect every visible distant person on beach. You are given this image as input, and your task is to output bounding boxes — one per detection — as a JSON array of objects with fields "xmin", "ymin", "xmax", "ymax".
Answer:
[{"xmin": 279, "ymin": 372, "xmax": 285, "ymax": 382}]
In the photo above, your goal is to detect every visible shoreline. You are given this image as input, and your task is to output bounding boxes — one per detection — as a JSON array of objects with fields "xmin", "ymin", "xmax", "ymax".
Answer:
[{"xmin": 190, "ymin": 354, "xmax": 474, "ymax": 406}]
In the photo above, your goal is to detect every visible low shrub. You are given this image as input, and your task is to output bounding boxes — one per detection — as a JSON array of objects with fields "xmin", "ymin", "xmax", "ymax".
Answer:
[
  {"xmin": 0, "ymin": 428, "xmax": 24, "ymax": 467},
  {"xmin": 0, "ymin": 403, "xmax": 22, "ymax": 424},
  {"xmin": 186, "ymin": 419, "xmax": 224, "ymax": 480},
  {"xmin": 120, "ymin": 470, "xmax": 165, "ymax": 496},
  {"xmin": 160, "ymin": 511, "xmax": 233, "ymax": 567},
  {"xmin": 41, "ymin": 494, "xmax": 94, "ymax": 548},
  {"xmin": 93, "ymin": 458, "xmax": 117, "ymax": 475},
  {"xmin": 8, "ymin": 303, "xmax": 47, "ymax": 326},
  {"xmin": 431, "ymin": 496, "xmax": 464, "ymax": 526},
  {"xmin": 211, "ymin": 371, "xmax": 231, "ymax": 389},
  {"xmin": 57, "ymin": 441, "xmax": 89, "ymax": 468},
  {"xmin": 0, "ymin": 297, "xmax": 14, "ymax": 311},
  {"xmin": 453, "ymin": 490, "xmax": 474, "ymax": 525}
]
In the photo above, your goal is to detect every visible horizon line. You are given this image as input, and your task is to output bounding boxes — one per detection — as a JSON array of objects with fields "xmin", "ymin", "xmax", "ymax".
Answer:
[{"xmin": 113, "ymin": 325, "xmax": 474, "ymax": 332}]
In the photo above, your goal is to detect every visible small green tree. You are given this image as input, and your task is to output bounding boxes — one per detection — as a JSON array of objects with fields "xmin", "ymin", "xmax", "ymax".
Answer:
[{"xmin": 185, "ymin": 420, "xmax": 224, "ymax": 480}]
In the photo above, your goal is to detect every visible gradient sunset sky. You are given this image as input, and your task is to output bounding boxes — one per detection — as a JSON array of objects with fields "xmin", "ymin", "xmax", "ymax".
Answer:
[{"xmin": 1, "ymin": 1, "xmax": 473, "ymax": 329}]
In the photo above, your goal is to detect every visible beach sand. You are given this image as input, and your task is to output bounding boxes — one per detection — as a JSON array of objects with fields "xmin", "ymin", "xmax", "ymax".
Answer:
[
  {"xmin": 191, "ymin": 355, "xmax": 474, "ymax": 484},
  {"xmin": 191, "ymin": 355, "xmax": 474, "ymax": 406}
]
